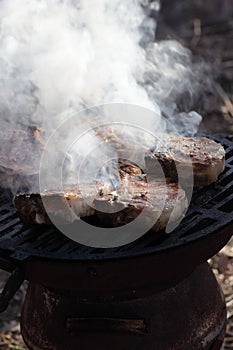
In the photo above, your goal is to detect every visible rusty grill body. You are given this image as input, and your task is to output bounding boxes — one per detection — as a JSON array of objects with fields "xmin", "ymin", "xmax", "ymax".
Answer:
[
  {"xmin": 0, "ymin": 134, "xmax": 232, "ymax": 349},
  {"xmin": 21, "ymin": 263, "xmax": 226, "ymax": 350}
]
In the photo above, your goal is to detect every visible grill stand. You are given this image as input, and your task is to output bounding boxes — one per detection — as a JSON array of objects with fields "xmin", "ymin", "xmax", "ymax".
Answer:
[
  {"xmin": 0, "ymin": 133, "xmax": 232, "ymax": 349},
  {"xmin": 21, "ymin": 262, "xmax": 226, "ymax": 350}
]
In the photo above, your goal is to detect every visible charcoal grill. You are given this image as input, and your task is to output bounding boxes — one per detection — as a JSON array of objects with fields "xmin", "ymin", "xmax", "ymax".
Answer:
[{"xmin": 0, "ymin": 134, "xmax": 232, "ymax": 350}]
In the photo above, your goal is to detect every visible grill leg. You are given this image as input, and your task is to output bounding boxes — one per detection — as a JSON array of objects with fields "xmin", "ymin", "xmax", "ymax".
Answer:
[{"xmin": 21, "ymin": 263, "xmax": 227, "ymax": 350}]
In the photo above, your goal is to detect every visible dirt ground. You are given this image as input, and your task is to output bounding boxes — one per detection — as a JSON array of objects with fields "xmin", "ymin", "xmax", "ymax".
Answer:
[
  {"xmin": 158, "ymin": 0, "xmax": 233, "ymax": 135},
  {"xmin": 158, "ymin": 2, "xmax": 233, "ymax": 347},
  {"xmin": 0, "ymin": 0, "xmax": 233, "ymax": 349},
  {"xmin": 0, "ymin": 275, "xmax": 27, "ymax": 350}
]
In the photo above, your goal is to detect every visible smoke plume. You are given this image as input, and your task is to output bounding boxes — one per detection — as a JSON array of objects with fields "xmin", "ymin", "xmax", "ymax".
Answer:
[{"xmin": 0, "ymin": 0, "xmax": 205, "ymax": 191}]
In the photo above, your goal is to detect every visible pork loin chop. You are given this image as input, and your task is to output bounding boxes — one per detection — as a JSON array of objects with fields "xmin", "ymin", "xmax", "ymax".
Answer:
[
  {"xmin": 145, "ymin": 136, "xmax": 225, "ymax": 186},
  {"xmin": 14, "ymin": 176, "xmax": 187, "ymax": 232},
  {"xmin": 14, "ymin": 183, "xmax": 108, "ymax": 225},
  {"xmin": 95, "ymin": 126, "xmax": 225, "ymax": 186},
  {"xmin": 94, "ymin": 178, "xmax": 188, "ymax": 232}
]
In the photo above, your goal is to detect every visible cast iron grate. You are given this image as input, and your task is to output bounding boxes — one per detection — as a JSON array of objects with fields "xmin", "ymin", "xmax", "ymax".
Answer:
[{"xmin": 0, "ymin": 134, "xmax": 232, "ymax": 262}]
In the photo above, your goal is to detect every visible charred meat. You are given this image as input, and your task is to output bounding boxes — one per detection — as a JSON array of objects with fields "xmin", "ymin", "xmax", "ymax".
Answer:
[
  {"xmin": 96, "ymin": 126, "xmax": 225, "ymax": 186},
  {"xmin": 14, "ymin": 183, "xmax": 108, "ymax": 225},
  {"xmin": 94, "ymin": 178, "xmax": 188, "ymax": 231},
  {"xmin": 14, "ymin": 177, "xmax": 187, "ymax": 232},
  {"xmin": 145, "ymin": 136, "xmax": 225, "ymax": 186}
]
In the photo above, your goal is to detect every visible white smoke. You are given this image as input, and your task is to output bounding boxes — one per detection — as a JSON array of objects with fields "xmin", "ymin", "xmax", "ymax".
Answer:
[
  {"xmin": 0, "ymin": 0, "xmax": 202, "ymax": 127},
  {"xmin": 0, "ymin": 0, "xmax": 154, "ymax": 125},
  {"xmin": 0, "ymin": 0, "xmax": 205, "ymax": 191}
]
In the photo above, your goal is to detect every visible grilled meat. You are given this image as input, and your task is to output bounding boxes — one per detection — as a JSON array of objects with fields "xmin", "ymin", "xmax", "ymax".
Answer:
[
  {"xmin": 118, "ymin": 160, "xmax": 143, "ymax": 176},
  {"xmin": 14, "ymin": 161, "xmax": 145, "ymax": 226},
  {"xmin": 94, "ymin": 178, "xmax": 187, "ymax": 231},
  {"xmin": 14, "ymin": 183, "xmax": 108, "ymax": 225},
  {"xmin": 14, "ymin": 175, "xmax": 187, "ymax": 232},
  {"xmin": 145, "ymin": 136, "xmax": 225, "ymax": 186},
  {"xmin": 118, "ymin": 159, "xmax": 146, "ymax": 183},
  {"xmin": 96, "ymin": 126, "xmax": 225, "ymax": 186}
]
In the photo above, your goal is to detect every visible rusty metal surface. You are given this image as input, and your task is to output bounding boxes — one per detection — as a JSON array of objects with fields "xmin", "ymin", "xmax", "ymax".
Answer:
[
  {"xmin": 21, "ymin": 263, "xmax": 226, "ymax": 350},
  {"xmin": 66, "ymin": 317, "xmax": 148, "ymax": 335},
  {"xmin": 24, "ymin": 224, "xmax": 232, "ymax": 296}
]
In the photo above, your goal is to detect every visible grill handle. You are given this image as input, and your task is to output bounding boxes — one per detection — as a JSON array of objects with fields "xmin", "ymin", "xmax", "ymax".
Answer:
[
  {"xmin": 0, "ymin": 258, "xmax": 25, "ymax": 313},
  {"xmin": 66, "ymin": 317, "xmax": 148, "ymax": 335}
]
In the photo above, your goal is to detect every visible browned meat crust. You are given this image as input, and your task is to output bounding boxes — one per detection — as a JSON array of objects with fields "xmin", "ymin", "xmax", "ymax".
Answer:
[
  {"xmin": 14, "ymin": 177, "xmax": 187, "ymax": 232},
  {"xmin": 14, "ymin": 183, "xmax": 108, "ymax": 225},
  {"xmin": 95, "ymin": 127, "xmax": 225, "ymax": 186},
  {"xmin": 145, "ymin": 136, "xmax": 225, "ymax": 186},
  {"xmin": 94, "ymin": 179, "xmax": 188, "ymax": 231}
]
